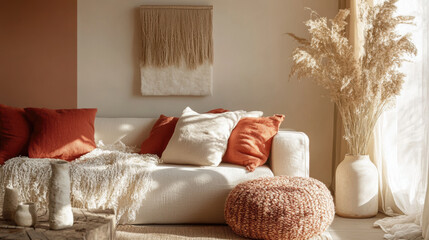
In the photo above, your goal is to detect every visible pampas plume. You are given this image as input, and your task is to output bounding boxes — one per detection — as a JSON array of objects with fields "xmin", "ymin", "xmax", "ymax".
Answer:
[{"xmin": 289, "ymin": 0, "xmax": 416, "ymax": 155}]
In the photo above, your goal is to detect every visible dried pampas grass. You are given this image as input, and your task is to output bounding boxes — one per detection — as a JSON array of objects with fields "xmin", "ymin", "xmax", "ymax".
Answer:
[{"xmin": 289, "ymin": 0, "xmax": 416, "ymax": 155}]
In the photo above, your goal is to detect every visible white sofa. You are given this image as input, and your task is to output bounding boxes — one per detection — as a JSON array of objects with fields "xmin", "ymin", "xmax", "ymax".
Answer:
[{"xmin": 94, "ymin": 117, "xmax": 310, "ymax": 224}]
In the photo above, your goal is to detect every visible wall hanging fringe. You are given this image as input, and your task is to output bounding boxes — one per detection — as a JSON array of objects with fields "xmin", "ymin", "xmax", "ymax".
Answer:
[{"xmin": 140, "ymin": 5, "xmax": 213, "ymax": 96}]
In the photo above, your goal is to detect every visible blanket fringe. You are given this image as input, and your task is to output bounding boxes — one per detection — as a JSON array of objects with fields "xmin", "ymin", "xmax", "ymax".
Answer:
[{"xmin": 0, "ymin": 143, "xmax": 159, "ymax": 223}]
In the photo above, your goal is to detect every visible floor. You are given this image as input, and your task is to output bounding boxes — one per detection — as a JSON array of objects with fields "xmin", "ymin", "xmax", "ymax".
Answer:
[
  {"xmin": 0, "ymin": 199, "xmax": 386, "ymax": 240},
  {"xmin": 116, "ymin": 214, "xmax": 386, "ymax": 240},
  {"xmin": 329, "ymin": 213, "xmax": 385, "ymax": 240}
]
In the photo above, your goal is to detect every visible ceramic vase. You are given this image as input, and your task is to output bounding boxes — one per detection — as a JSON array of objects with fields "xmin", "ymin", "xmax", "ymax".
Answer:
[
  {"xmin": 49, "ymin": 161, "xmax": 73, "ymax": 230},
  {"xmin": 335, "ymin": 155, "xmax": 378, "ymax": 218},
  {"xmin": 3, "ymin": 187, "xmax": 19, "ymax": 221},
  {"xmin": 14, "ymin": 203, "xmax": 37, "ymax": 227}
]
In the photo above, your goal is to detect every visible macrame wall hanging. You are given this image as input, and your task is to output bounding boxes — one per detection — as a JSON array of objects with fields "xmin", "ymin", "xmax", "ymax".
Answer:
[{"xmin": 140, "ymin": 5, "xmax": 213, "ymax": 96}]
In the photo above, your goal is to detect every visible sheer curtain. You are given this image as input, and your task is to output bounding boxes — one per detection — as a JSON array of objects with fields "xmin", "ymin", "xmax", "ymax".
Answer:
[{"xmin": 369, "ymin": 0, "xmax": 429, "ymax": 239}]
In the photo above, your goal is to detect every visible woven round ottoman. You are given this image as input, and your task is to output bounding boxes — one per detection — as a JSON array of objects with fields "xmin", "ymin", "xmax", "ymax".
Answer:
[{"xmin": 225, "ymin": 176, "xmax": 334, "ymax": 240}]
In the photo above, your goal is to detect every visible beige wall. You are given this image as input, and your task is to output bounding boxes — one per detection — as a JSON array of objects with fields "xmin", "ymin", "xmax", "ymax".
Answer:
[
  {"xmin": 0, "ymin": 0, "xmax": 77, "ymax": 109},
  {"xmin": 78, "ymin": 0, "xmax": 337, "ymax": 185}
]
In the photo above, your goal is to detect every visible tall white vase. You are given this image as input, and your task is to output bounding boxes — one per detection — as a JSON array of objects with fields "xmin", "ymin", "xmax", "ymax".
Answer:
[
  {"xmin": 49, "ymin": 161, "xmax": 73, "ymax": 229},
  {"xmin": 335, "ymin": 155, "xmax": 378, "ymax": 218}
]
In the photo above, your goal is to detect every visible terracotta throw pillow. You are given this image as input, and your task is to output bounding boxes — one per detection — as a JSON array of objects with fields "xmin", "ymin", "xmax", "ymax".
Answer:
[
  {"xmin": 0, "ymin": 104, "xmax": 31, "ymax": 164},
  {"xmin": 222, "ymin": 114, "xmax": 285, "ymax": 172},
  {"xmin": 25, "ymin": 108, "xmax": 97, "ymax": 161},
  {"xmin": 140, "ymin": 108, "xmax": 228, "ymax": 157},
  {"xmin": 140, "ymin": 115, "xmax": 178, "ymax": 157}
]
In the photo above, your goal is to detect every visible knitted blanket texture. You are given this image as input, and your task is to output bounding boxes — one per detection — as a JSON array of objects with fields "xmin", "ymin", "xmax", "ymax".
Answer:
[{"xmin": 0, "ymin": 142, "xmax": 159, "ymax": 223}]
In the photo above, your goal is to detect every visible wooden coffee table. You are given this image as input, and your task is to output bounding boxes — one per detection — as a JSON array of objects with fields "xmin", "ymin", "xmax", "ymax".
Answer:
[{"xmin": 0, "ymin": 208, "xmax": 115, "ymax": 240}]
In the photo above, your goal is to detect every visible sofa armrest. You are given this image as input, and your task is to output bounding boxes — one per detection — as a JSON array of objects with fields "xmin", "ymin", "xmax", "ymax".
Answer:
[{"xmin": 270, "ymin": 130, "xmax": 309, "ymax": 177}]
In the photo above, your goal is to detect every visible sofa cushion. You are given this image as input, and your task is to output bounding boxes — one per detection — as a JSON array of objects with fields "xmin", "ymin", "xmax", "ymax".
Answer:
[
  {"xmin": 25, "ymin": 108, "xmax": 97, "ymax": 161},
  {"xmin": 129, "ymin": 163, "xmax": 274, "ymax": 224},
  {"xmin": 222, "ymin": 114, "xmax": 285, "ymax": 171},
  {"xmin": 94, "ymin": 118, "xmax": 156, "ymax": 148},
  {"xmin": 0, "ymin": 104, "xmax": 31, "ymax": 164},
  {"xmin": 161, "ymin": 107, "xmax": 243, "ymax": 166},
  {"xmin": 140, "ymin": 109, "xmax": 228, "ymax": 157}
]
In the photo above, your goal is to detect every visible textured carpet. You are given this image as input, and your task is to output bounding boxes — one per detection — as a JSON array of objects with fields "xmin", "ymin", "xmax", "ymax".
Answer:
[{"xmin": 116, "ymin": 224, "xmax": 333, "ymax": 240}]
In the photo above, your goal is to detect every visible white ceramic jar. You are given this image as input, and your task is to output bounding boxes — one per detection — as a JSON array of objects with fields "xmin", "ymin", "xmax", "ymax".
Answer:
[
  {"xmin": 3, "ymin": 187, "xmax": 19, "ymax": 221},
  {"xmin": 335, "ymin": 154, "xmax": 379, "ymax": 218},
  {"xmin": 14, "ymin": 202, "xmax": 37, "ymax": 227}
]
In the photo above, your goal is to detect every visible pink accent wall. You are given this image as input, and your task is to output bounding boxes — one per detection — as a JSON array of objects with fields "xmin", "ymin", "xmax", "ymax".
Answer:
[{"xmin": 0, "ymin": 0, "xmax": 77, "ymax": 108}]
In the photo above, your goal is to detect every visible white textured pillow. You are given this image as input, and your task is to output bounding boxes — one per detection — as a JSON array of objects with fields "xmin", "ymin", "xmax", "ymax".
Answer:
[
  {"xmin": 161, "ymin": 107, "xmax": 245, "ymax": 166},
  {"xmin": 242, "ymin": 111, "xmax": 263, "ymax": 118}
]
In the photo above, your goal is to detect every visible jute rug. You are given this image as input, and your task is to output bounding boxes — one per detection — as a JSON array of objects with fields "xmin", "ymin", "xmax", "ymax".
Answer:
[{"xmin": 116, "ymin": 224, "xmax": 333, "ymax": 240}]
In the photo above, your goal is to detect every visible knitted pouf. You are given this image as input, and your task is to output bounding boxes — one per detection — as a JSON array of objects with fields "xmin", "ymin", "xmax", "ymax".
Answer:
[{"xmin": 225, "ymin": 176, "xmax": 335, "ymax": 240}]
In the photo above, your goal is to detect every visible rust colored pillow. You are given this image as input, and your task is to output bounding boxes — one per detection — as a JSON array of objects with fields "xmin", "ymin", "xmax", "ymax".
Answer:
[
  {"xmin": 222, "ymin": 114, "xmax": 285, "ymax": 172},
  {"xmin": 140, "ymin": 115, "xmax": 178, "ymax": 157},
  {"xmin": 206, "ymin": 108, "xmax": 229, "ymax": 114},
  {"xmin": 0, "ymin": 104, "xmax": 31, "ymax": 164},
  {"xmin": 25, "ymin": 108, "xmax": 97, "ymax": 161},
  {"xmin": 140, "ymin": 108, "xmax": 228, "ymax": 157}
]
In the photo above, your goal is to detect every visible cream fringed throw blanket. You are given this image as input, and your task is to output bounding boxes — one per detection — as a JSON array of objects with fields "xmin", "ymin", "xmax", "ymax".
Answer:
[{"xmin": 0, "ymin": 142, "xmax": 159, "ymax": 223}]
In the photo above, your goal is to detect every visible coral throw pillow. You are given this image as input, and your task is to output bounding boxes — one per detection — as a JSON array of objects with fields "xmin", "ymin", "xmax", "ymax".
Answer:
[
  {"xmin": 162, "ymin": 107, "xmax": 243, "ymax": 166},
  {"xmin": 223, "ymin": 114, "xmax": 285, "ymax": 172},
  {"xmin": 140, "ymin": 108, "xmax": 228, "ymax": 157},
  {"xmin": 25, "ymin": 108, "xmax": 97, "ymax": 161},
  {"xmin": 0, "ymin": 104, "xmax": 31, "ymax": 164}
]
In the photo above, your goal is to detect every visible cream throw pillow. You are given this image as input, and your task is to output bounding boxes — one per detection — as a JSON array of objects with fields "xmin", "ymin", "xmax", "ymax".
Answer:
[{"xmin": 162, "ymin": 107, "xmax": 258, "ymax": 166}]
